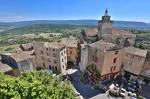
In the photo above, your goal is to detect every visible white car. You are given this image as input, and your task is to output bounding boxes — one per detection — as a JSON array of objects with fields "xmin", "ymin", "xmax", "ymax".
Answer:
[
  {"xmin": 120, "ymin": 88, "xmax": 126, "ymax": 97},
  {"xmin": 128, "ymin": 91, "xmax": 133, "ymax": 96}
]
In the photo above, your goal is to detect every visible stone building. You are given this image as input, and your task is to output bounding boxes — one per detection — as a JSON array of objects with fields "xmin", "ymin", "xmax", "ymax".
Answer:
[
  {"xmin": 59, "ymin": 36, "xmax": 80, "ymax": 66},
  {"xmin": 123, "ymin": 47, "xmax": 147, "ymax": 79},
  {"xmin": 0, "ymin": 51, "xmax": 35, "ymax": 74},
  {"xmin": 81, "ymin": 40, "xmax": 123, "ymax": 84},
  {"xmin": 16, "ymin": 43, "xmax": 34, "ymax": 53},
  {"xmin": 79, "ymin": 9, "xmax": 147, "ymax": 84},
  {"xmin": 139, "ymin": 51, "xmax": 150, "ymax": 82},
  {"xmin": 80, "ymin": 28, "xmax": 98, "ymax": 44},
  {"xmin": 0, "ymin": 62, "xmax": 13, "ymax": 73},
  {"xmin": 33, "ymin": 41, "xmax": 67, "ymax": 74},
  {"xmin": 80, "ymin": 9, "xmax": 136, "ymax": 47},
  {"xmin": 0, "ymin": 62, "xmax": 20, "ymax": 76}
]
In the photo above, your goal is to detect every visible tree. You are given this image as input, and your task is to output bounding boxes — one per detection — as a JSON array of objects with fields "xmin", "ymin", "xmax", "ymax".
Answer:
[{"xmin": 0, "ymin": 71, "xmax": 76, "ymax": 99}]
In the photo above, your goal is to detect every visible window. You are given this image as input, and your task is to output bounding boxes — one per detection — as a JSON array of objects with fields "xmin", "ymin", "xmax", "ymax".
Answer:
[
  {"xmin": 52, "ymin": 53, "xmax": 57, "ymax": 57},
  {"xmin": 114, "ymin": 66, "xmax": 116, "ymax": 71},
  {"xmin": 47, "ymin": 52, "xmax": 49, "ymax": 56},
  {"xmin": 93, "ymin": 56, "xmax": 94, "ymax": 59},
  {"xmin": 64, "ymin": 50, "xmax": 66, "ymax": 54},
  {"xmin": 65, "ymin": 62, "xmax": 67, "ymax": 66},
  {"xmin": 115, "ymin": 51, "xmax": 118, "ymax": 55},
  {"xmin": 48, "ymin": 59, "xmax": 51, "ymax": 62},
  {"xmin": 49, "ymin": 65, "xmax": 51, "ymax": 70},
  {"xmin": 46, "ymin": 48, "xmax": 48, "ymax": 51},
  {"xmin": 70, "ymin": 51, "xmax": 72, "ymax": 55},
  {"xmin": 110, "ymin": 67, "xmax": 113, "ymax": 72},
  {"xmin": 61, "ymin": 52, "xmax": 63, "ymax": 56},
  {"xmin": 110, "ymin": 66, "xmax": 116, "ymax": 72},
  {"xmin": 52, "ymin": 66, "xmax": 54, "ymax": 71},
  {"xmin": 43, "ymin": 63, "xmax": 45, "ymax": 67},
  {"xmin": 125, "ymin": 53, "xmax": 128, "ymax": 57},
  {"xmin": 55, "ymin": 67, "xmax": 57, "ymax": 72},
  {"xmin": 113, "ymin": 58, "xmax": 117, "ymax": 63},
  {"xmin": 41, "ymin": 56, "xmax": 44, "ymax": 60},
  {"xmin": 92, "ymin": 64, "xmax": 97, "ymax": 70},
  {"xmin": 53, "ymin": 49, "xmax": 55, "ymax": 51},
  {"xmin": 95, "ymin": 49, "xmax": 97, "ymax": 54},
  {"xmin": 68, "ymin": 56, "xmax": 71, "ymax": 60},
  {"xmin": 106, "ymin": 76, "xmax": 109, "ymax": 80},
  {"xmin": 65, "ymin": 56, "xmax": 67, "ymax": 60},
  {"xmin": 62, "ymin": 59, "xmax": 64, "ymax": 62},
  {"xmin": 41, "ymin": 50, "xmax": 43, "ymax": 54},
  {"xmin": 54, "ymin": 60, "xmax": 57, "ymax": 64},
  {"xmin": 93, "ymin": 56, "xmax": 98, "ymax": 63},
  {"xmin": 94, "ymin": 57, "xmax": 98, "ymax": 63}
]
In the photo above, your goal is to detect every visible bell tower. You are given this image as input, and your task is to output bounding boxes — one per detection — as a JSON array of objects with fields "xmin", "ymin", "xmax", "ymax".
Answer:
[{"xmin": 98, "ymin": 9, "xmax": 113, "ymax": 39}]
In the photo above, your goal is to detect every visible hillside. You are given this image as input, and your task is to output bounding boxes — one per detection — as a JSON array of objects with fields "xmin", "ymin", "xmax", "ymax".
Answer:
[
  {"xmin": 0, "ymin": 20, "xmax": 150, "ymax": 31},
  {"xmin": 0, "ymin": 21, "xmax": 150, "ymax": 53},
  {"xmin": 0, "ymin": 24, "xmax": 95, "ymax": 35}
]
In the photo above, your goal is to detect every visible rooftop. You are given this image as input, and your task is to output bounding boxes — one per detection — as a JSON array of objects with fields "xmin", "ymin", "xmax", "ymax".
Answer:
[
  {"xmin": 11, "ymin": 51, "xmax": 34, "ymax": 62},
  {"xmin": 20, "ymin": 43, "xmax": 33, "ymax": 50},
  {"xmin": 90, "ymin": 40, "xmax": 121, "ymax": 51},
  {"xmin": 84, "ymin": 28, "xmax": 98, "ymax": 37},
  {"xmin": 112, "ymin": 28, "xmax": 136, "ymax": 37},
  {"xmin": 125, "ymin": 47, "xmax": 147, "ymax": 57},
  {"xmin": 60, "ymin": 36, "xmax": 78, "ymax": 48},
  {"xmin": 140, "ymin": 69, "xmax": 150, "ymax": 79},
  {"xmin": 44, "ymin": 42, "xmax": 65, "ymax": 49},
  {"xmin": 0, "ymin": 62, "xmax": 13, "ymax": 73}
]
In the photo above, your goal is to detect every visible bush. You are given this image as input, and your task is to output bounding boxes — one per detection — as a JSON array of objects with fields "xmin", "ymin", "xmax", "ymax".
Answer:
[
  {"xmin": 0, "ymin": 71, "xmax": 76, "ymax": 99},
  {"xmin": 138, "ymin": 96, "xmax": 144, "ymax": 99},
  {"xmin": 94, "ymin": 86, "xmax": 106, "ymax": 93},
  {"xmin": 108, "ymin": 90, "xmax": 120, "ymax": 97}
]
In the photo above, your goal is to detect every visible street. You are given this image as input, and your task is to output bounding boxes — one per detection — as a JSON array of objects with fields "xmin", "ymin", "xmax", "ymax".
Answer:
[
  {"xmin": 67, "ymin": 69, "xmax": 150, "ymax": 99},
  {"xmin": 67, "ymin": 69, "xmax": 101, "ymax": 99},
  {"xmin": 140, "ymin": 84, "xmax": 150, "ymax": 99}
]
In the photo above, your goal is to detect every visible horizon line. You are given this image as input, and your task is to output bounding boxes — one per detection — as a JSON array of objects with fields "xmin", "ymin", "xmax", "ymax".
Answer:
[{"xmin": 0, "ymin": 19, "xmax": 149, "ymax": 23}]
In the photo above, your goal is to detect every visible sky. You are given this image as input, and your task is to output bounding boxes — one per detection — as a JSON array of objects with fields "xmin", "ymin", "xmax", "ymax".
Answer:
[{"xmin": 0, "ymin": 0, "xmax": 150, "ymax": 22}]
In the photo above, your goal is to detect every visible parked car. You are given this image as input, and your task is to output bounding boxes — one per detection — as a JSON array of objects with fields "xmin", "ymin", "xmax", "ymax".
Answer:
[
  {"xmin": 120, "ymin": 88, "xmax": 126, "ymax": 97},
  {"xmin": 127, "ymin": 86, "xmax": 135, "ymax": 92},
  {"xmin": 132, "ymin": 93, "xmax": 137, "ymax": 98},
  {"xmin": 128, "ymin": 91, "xmax": 133, "ymax": 96}
]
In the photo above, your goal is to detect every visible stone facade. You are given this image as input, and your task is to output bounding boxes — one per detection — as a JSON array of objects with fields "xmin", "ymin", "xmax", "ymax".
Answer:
[
  {"xmin": 0, "ymin": 51, "xmax": 35, "ymax": 74},
  {"xmin": 123, "ymin": 47, "xmax": 147, "ymax": 78},
  {"xmin": 83, "ymin": 41, "xmax": 124, "ymax": 83},
  {"xmin": 80, "ymin": 28, "xmax": 98, "ymax": 44},
  {"xmin": 59, "ymin": 36, "xmax": 80, "ymax": 66},
  {"xmin": 33, "ymin": 41, "xmax": 67, "ymax": 74},
  {"xmin": 80, "ymin": 9, "xmax": 136, "ymax": 47},
  {"xmin": 79, "ymin": 9, "xmax": 148, "ymax": 83}
]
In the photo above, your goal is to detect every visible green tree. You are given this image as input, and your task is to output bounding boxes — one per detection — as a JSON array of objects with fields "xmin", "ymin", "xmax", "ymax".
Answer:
[{"xmin": 0, "ymin": 71, "xmax": 76, "ymax": 99}]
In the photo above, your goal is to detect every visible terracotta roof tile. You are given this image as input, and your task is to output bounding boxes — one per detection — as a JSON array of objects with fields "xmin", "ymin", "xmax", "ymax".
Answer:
[
  {"xmin": 0, "ymin": 62, "xmax": 13, "ymax": 73},
  {"xmin": 84, "ymin": 28, "xmax": 98, "ymax": 36},
  {"xmin": 112, "ymin": 28, "xmax": 136, "ymax": 36},
  {"xmin": 125, "ymin": 47, "xmax": 147, "ymax": 57},
  {"xmin": 90, "ymin": 40, "xmax": 121, "ymax": 51},
  {"xmin": 44, "ymin": 42, "xmax": 65, "ymax": 49},
  {"xmin": 60, "ymin": 36, "xmax": 78, "ymax": 48},
  {"xmin": 11, "ymin": 52, "xmax": 34, "ymax": 62}
]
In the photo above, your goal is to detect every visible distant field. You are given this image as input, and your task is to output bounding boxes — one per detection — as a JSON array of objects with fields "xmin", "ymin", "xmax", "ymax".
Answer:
[
  {"xmin": 0, "ymin": 24, "xmax": 89, "ymax": 53},
  {"xmin": 0, "ymin": 24, "xmax": 150, "ymax": 53}
]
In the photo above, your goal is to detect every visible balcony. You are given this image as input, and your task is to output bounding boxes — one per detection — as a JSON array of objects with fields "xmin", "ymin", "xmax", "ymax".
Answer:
[{"xmin": 86, "ymin": 64, "xmax": 101, "ymax": 79}]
